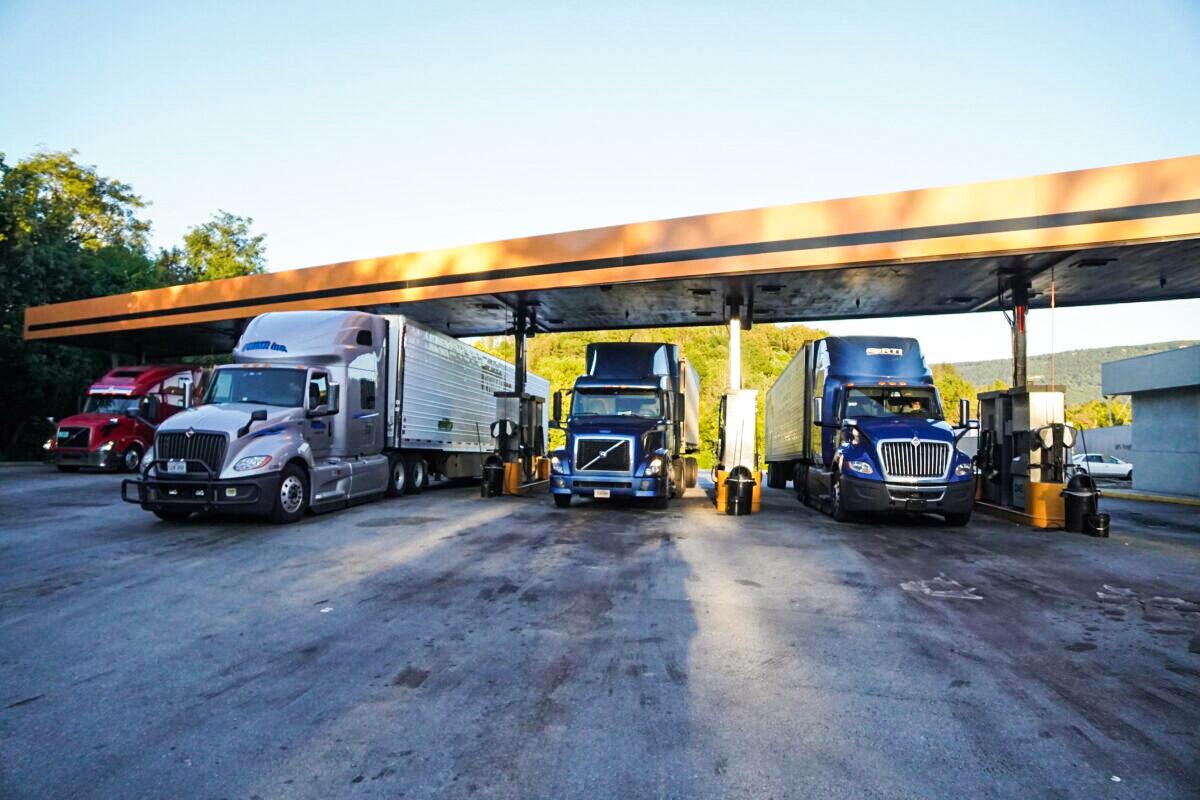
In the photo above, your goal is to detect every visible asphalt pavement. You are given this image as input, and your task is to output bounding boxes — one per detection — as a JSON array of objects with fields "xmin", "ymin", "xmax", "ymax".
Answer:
[{"xmin": 1, "ymin": 466, "xmax": 1197, "ymax": 799}]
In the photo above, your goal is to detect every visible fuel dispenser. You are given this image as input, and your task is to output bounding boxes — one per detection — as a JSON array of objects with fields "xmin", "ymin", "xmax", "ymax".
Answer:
[
  {"xmin": 713, "ymin": 313, "xmax": 761, "ymax": 514},
  {"xmin": 977, "ymin": 386, "xmax": 1073, "ymax": 528},
  {"xmin": 482, "ymin": 309, "xmax": 548, "ymax": 498}
]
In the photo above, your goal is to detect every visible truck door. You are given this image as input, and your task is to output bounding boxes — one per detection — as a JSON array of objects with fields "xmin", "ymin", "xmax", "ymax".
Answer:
[{"xmin": 306, "ymin": 371, "xmax": 333, "ymax": 460}]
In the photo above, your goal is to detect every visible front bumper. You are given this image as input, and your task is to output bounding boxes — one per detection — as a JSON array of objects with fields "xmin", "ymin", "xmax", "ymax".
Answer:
[
  {"xmin": 551, "ymin": 473, "xmax": 666, "ymax": 498},
  {"xmin": 841, "ymin": 473, "xmax": 975, "ymax": 515},
  {"xmin": 122, "ymin": 467, "xmax": 280, "ymax": 516},
  {"xmin": 47, "ymin": 448, "xmax": 117, "ymax": 469}
]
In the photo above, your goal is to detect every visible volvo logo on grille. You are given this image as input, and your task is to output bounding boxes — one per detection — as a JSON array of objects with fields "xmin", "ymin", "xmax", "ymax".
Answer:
[{"xmin": 185, "ymin": 428, "xmax": 195, "ymax": 439}]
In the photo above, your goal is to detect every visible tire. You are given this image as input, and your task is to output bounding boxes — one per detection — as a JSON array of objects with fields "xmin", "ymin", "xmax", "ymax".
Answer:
[
  {"xmin": 553, "ymin": 493, "xmax": 572, "ymax": 508},
  {"xmin": 944, "ymin": 511, "xmax": 972, "ymax": 527},
  {"xmin": 385, "ymin": 454, "xmax": 406, "ymax": 497},
  {"xmin": 794, "ymin": 464, "xmax": 808, "ymax": 504},
  {"xmin": 154, "ymin": 509, "xmax": 192, "ymax": 522},
  {"xmin": 766, "ymin": 462, "xmax": 787, "ymax": 490},
  {"xmin": 829, "ymin": 474, "xmax": 852, "ymax": 522},
  {"xmin": 403, "ymin": 455, "xmax": 427, "ymax": 495},
  {"xmin": 121, "ymin": 444, "xmax": 143, "ymax": 473},
  {"xmin": 652, "ymin": 494, "xmax": 670, "ymax": 510},
  {"xmin": 56, "ymin": 465, "xmax": 81, "ymax": 473},
  {"xmin": 269, "ymin": 463, "xmax": 309, "ymax": 524},
  {"xmin": 684, "ymin": 458, "xmax": 698, "ymax": 489}
]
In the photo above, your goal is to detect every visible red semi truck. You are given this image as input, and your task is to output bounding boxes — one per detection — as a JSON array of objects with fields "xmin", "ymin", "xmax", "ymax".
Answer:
[{"xmin": 46, "ymin": 365, "xmax": 204, "ymax": 472}]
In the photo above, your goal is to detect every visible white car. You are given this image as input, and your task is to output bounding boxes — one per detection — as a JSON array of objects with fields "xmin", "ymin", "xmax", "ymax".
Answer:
[{"xmin": 1070, "ymin": 453, "xmax": 1133, "ymax": 480}]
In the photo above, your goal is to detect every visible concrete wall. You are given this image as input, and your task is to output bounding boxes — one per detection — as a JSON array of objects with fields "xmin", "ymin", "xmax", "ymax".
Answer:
[
  {"xmin": 1078, "ymin": 425, "xmax": 1133, "ymax": 463},
  {"xmin": 1130, "ymin": 391, "xmax": 1200, "ymax": 497},
  {"xmin": 1102, "ymin": 344, "xmax": 1200, "ymax": 395}
]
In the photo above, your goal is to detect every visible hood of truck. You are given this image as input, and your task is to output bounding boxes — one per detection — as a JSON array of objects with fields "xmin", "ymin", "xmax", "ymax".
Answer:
[
  {"xmin": 156, "ymin": 403, "xmax": 302, "ymax": 437},
  {"xmin": 567, "ymin": 416, "xmax": 665, "ymax": 437},
  {"xmin": 853, "ymin": 416, "xmax": 956, "ymax": 444},
  {"xmin": 57, "ymin": 412, "xmax": 127, "ymax": 430}
]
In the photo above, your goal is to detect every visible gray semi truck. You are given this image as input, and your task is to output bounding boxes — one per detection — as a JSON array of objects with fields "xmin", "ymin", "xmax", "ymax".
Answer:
[
  {"xmin": 548, "ymin": 342, "xmax": 700, "ymax": 509},
  {"xmin": 122, "ymin": 310, "xmax": 548, "ymax": 523}
]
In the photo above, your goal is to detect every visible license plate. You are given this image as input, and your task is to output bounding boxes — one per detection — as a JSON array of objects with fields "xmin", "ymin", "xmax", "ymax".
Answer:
[
  {"xmin": 905, "ymin": 498, "xmax": 927, "ymax": 512},
  {"xmin": 593, "ymin": 489, "xmax": 611, "ymax": 499},
  {"xmin": 167, "ymin": 460, "xmax": 187, "ymax": 474}
]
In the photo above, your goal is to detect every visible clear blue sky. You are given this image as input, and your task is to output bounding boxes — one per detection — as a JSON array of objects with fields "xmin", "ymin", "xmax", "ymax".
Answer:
[{"xmin": 3, "ymin": 0, "xmax": 1198, "ymax": 362}]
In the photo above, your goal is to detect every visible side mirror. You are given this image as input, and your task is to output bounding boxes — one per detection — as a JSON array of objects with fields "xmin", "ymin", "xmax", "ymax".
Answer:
[
  {"xmin": 958, "ymin": 398, "xmax": 970, "ymax": 427},
  {"xmin": 181, "ymin": 378, "xmax": 194, "ymax": 409},
  {"xmin": 966, "ymin": 419, "xmax": 980, "ymax": 430},
  {"xmin": 812, "ymin": 396, "xmax": 823, "ymax": 424},
  {"xmin": 552, "ymin": 391, "xmax": 563, "ymax": 424},
  {"xmin": 328, "ymin": 384, "xmax": 340, "ymax": 415},
  {"xmin": 251, "ymin": 409, "xmax": 268, "ymax": 422}
]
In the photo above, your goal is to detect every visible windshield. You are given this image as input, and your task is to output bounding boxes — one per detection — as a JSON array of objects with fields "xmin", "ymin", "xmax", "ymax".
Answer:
[
  {"xmin": 844, "ymin": 387, "xmax": 942, "ymax": 420},
  {"xmin": 572, "ymin": 389, "xmax": 663, "ymax": 418},
  {"xmin": 203, "ymin": 368, "xmax": 307, "ymax": 408},
  {"xmin": 83, "ymin": 395, "xmax": 139, "ymax": 415}
]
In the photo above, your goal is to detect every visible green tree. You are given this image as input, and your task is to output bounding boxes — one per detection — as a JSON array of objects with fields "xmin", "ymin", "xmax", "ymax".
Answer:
[
  {"xmin": 932, "ymin": 363, "xmax": 977, "ymax": 422},
  {"xmin": 0, "ymin": 151, "xmax": 163, "ymax": 457},
  {"xmin": 1067, "ymin": 397, "xmax": 1131, "ymax": 429},
  {"xmin": 164, "ymin": 210, "xmax": 266, "ymax": 282}
]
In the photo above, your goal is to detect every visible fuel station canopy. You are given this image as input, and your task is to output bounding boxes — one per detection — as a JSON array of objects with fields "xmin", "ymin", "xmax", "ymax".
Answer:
[{"xmin": 23, "ymin": 154, "xmax": 1200, "ymax": 357}]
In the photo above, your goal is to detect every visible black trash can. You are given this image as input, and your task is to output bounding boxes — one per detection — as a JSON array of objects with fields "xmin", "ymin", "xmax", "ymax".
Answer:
[
  {"xmin": 1062, "ymin": 473, "xmax": 1099, "ymax": 534},
  {"xmin": 725, "ymin": 467, "xmax": 755, "ymax": 516},
  {"xmin": 481, "ymin": 461, "xmax": 506, "ymax": 498},
  {"xmin": 1085, "ymin": 512, "xmax": 1110, "ymax": 538}
]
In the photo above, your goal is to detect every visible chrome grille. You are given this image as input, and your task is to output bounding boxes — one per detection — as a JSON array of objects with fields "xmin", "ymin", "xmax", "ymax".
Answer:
[
  {"xmin": 57, "ymin": 427, "xmax": 91, "ymax": 449},
  {"xmin": 879, "ymin": 440, "xmax": 951, "ymax": 478},
  {"xmin": 575, "ymin": 438, "xmax": 631, "ymax": 472},
  {"xmin": 155, "ymin": 432, "xmax": 227, "ymax": 474}
]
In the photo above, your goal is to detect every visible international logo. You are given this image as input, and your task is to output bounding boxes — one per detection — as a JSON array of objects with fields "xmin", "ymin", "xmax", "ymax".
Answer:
[
  {"xmin": 185, "ymin": 428, "xmax": 195, "ymax": 439},
  {"xmin": 911, "ymin": 435, "xmax": 920, "ymax": 448}
]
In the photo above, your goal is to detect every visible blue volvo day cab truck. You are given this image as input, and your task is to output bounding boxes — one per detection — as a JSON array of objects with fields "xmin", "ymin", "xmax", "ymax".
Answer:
[
  {"xmin": 764, "ymin": 336, "xmax": 977, "ymax": 524},
  {"xmin": 548, "ymin": 342, "xmax": 700, "ymax": 509}
]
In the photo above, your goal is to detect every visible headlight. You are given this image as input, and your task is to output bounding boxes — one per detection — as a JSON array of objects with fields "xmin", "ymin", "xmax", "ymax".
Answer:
[
  {"xmin": 846, "ymin": 459, "xmax": 873, "ymax": 475},
  {"xmin": 43, "ymin": 439, "xmax": 53, "ymax": 451},
  {"xmin": 98, "ymin": 441, "xmax": 114, "ymax": 451},
  {"xmin": 645, "ymin": 457, "xmax": 663, "ymax": 476},
  {"xmin": 550, "ymin": 455, "xmax": 569, "ymax": 474},
  {"xmin": 955, "ymin": 462, "xmax": 974, "ymax": 477},
  {"xmin": 234, "ymin": 455, "xmax": 272, "ymax": 472}
]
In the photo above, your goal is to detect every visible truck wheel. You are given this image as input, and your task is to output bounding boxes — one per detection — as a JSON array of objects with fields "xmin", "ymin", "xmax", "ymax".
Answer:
[
  {"xmin": 685, "ymin": 458, "xmax": 698, "ymax": 489},
  {"xmin": 553, "ymin": 493, "xmax": 572, "ymax": 508},
  {"xmin": 943, "ymin": 511, "xmax": 972, "ymax": 527},
  {"xmin": 793, "ymin": 465, "xmax": 808, "ymax": 504},
  {"xmin": 404, "ymin": 455, "xmax": 427, "ymax": 495},
  {"xmin": 122, "ymin": 444, "xmax": 143, "ymax": 473},
  {"xmin": 270, "ymin": 464, "xmax": 309, "ymax": 524},
  {"xmin": 653, "ymin": 493, "xmax": 670, "ymax": 510},
  {"xmin": 57, "ymin": 465, "xmax": 81, "ymax": 473},
  {"xmin": 385, "ymin": 454, "xmax": 406, "ymax": 497},
  {"xmin": 154, "ymin": 509, "xmax": 192, "ymax": 522},
  {"xmin": 829, "ymin": 475, "xmax": 853, "ymax": 522},
  {"xmin": 767, "ymin": 463, "xmax": 786, "ymax": 490}
]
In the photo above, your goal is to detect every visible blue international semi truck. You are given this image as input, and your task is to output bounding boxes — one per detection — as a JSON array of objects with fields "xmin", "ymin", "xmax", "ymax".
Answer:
[
  {"xmin": 549, "ymin": 342, "xmax": 700, "ymax": 510},
  {"xmin": 764, "ymin": 336, "xmax": 977, "ymax": 524}
]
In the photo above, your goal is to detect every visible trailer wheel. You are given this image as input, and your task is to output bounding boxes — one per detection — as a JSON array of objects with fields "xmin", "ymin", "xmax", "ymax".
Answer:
[
  {"xmin": 404, "ymin": 455, "xmax": 427, "ymax": 495},
  {"xmin": 121, "ymin": 444, "xmax": 143, "ymax": 473},
  {"xmin": 154, "ymin": 509, "xmax": 192, "ymax": 522},
  {"xmin": 385, "ymin": 454, "xmax": 406, "ymax": 497},
  {"xmin": 553, "ymin": 493, "xmax": 572, "ymax": 508},
  {"xmin": 270, "ymin": 464, "xmax": 309, "ymax": 524},
  {"xmin": 684, "ymin": 458, "xmax": 698, "ymax": 489},
  {"xmin": 766, "ymin": 462, "xmax": 787, "ymax": 490}
]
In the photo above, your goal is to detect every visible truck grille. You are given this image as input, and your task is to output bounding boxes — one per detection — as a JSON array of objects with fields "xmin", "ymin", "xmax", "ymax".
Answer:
[
  {"xmin": 879, "ymin": 440, "xmax": 951, "ymax": 478},
  {"xmin": 57, "ymin": 427, "xmax": 91, "ymax": 449},
  {"xmin": 155, "ymin": 431, "xmax": 227, "ymax": 474},
  {"xmin": 575, "ymin": 438, "xmax": 631, "ymax": 472}
]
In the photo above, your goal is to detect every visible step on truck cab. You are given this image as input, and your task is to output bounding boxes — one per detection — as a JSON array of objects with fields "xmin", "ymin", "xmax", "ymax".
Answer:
[
  {"xmin": 122, "ymin": 310, "xmax": 548, "ymax": 523},
  {"xmin": 764, "ymin": 336, "xmax": 977, "ymax": 525},
  {"xmin": 549, "ymin": 342, "xmax": 700, "ymax": 509},
  {"xmin": 46, "ymin": 365, "xmax": 203, "ymax": 473}
]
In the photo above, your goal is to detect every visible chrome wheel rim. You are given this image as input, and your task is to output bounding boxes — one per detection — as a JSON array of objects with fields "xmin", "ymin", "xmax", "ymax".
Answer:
[
  {"xmin": 392, "ymin": 462, "xmax": 406, "ymax": 492},
  {"xmin": 124, "ymin": 449, "xmax": 140, "ymax": 471},
  {"xmin": 414, "ymin": 459, "xmax": 426, "ymax": 486},
  {"xmin": 280, "ymin": 475, "xmax": 305, "ymax": 514}
]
